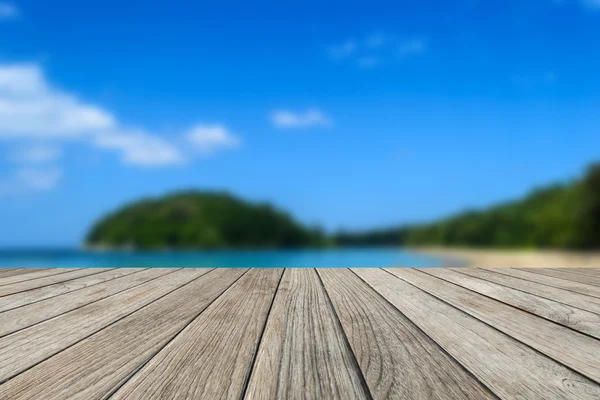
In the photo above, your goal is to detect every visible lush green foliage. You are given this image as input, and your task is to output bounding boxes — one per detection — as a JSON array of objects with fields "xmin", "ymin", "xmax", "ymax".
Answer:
[
  {"xmin": 338, "ymin": 163, "xmax": 600, "ymax": 249},
  {"xmin": 86, "ymin": 191, "xmax": 327, "ymax": 249}
]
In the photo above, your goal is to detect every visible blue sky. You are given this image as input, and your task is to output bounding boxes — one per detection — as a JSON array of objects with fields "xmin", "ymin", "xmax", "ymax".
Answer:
[{"xmin": 1, "ymin": 0, "xmax": 600, "ymax": 246}]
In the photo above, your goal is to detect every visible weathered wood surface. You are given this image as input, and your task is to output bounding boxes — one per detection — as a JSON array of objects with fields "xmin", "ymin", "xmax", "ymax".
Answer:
[
  {"xmin": 245, "ymin": 269, "xmax": 370, "ymax": 400},
  {"xmin": 0, "ymin": 268, "xmax": 112, "ymax": 297},
  {"xmin": 0, "ymin": 268, "xmax": 77, "ymax": 287},
  {"xmin": 0, "ymin": 268, "xmax": 143, "ymax": 312},
  {"xmin": 0, "ymin": 268, "xmax": 175, "ymax": 337},
  {"xmin": 520, "ymin": 267, "xmax": 600, "ymax": 287},
  {"xmin": 363, "ymin": 268, "xmax": 600, "ymax": 399},
  {"xmin": 0, "ymin": 268, "xmax": 207, "ymax": 382},
  {"xmin": 317, "ymin": 268, "xmax": 493, "ymax": 399},
  {"xmin": 0, "ymin": 269, "xmax": 246, "ymax": 400},
  {"xmin": 0, "ymin": 268, "xmax": 44, "ymax": 279},
  {"xmin": 464, "ymin": 267, "xmax": 600, "ymax": 311},
  {"xmin": 424, "ymin": 268, "xmax": 600, "ymax": 339},
  {"xmin": 111, "ymin": 269, "xmax": 282, "ymax": 400},
  {"xmin": 0, "ymin": 266, "xmax": 599, "ymax": 400},
  {"xmin": 402, "ymin": 268, "xmax": 600, "ymax": 383}
]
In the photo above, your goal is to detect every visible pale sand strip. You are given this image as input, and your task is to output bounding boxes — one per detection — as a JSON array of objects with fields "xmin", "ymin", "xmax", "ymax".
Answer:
[{"xmin": 413, "ymin": 247, "xmax": 600, "ymax": 268}]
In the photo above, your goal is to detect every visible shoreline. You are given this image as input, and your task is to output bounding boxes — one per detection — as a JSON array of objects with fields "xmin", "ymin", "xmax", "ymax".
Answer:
[{"xmin": 414, "ymin": 247, "xmax": 600, "ymax": 268}]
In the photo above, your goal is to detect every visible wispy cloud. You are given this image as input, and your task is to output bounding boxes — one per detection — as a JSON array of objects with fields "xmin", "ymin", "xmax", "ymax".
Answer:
[
  {"xmin": 364, "ymin": 32, "xmax": 387, "ymax": 49},
  {"xmin": 186, "ymin": 124, "xmax": 241, "ymax": 155},
  {"xmin": 357, "ymin": 56, "xmax": 380, "ymax": 69},
  {"xmin": 270, "ymin": 108, "xmax": 332, "ymax": 129},
  {"xmin": 9, "ymin": 144, "xmax": 62, "ymax": 164},
  {"xmin": 0, "ymin": 63, "xmax": 244, "ymax": 193},
  {"xmin": 582, "ymin": 0, "xmax": 600, "ymax": 8},
  {"xmin": 328, "ymin": 32, "xmax": 427, "ymax": 68},
  {"xmin": 397, "ymin": 39, "xmax": 428, "ymax": 57},
  {"xmin": 328, "ymin": 41, "xmax": 357, "ymax": 59},
  {"xmin": 0, "ymin": 167, "xmax": 62, "ymax": 196},
  {"xmin": 0, "ymin": 2, "xmax": 19, "ymax": 20},
  {"xmin": 93, "ymin": 131, "xmax": 185, "ymax": 166}
]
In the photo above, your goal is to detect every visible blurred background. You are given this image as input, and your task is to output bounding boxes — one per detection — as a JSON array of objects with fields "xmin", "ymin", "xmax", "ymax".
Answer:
[{"xmin": 0, "ymin": 0, "xmax": 599, "ymax": 266}]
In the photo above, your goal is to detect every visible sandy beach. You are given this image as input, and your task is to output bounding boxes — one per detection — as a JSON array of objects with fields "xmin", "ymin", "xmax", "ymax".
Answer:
[{"xmin": 415, "ymin": 247, "xmax": 600, "ymax": 269}]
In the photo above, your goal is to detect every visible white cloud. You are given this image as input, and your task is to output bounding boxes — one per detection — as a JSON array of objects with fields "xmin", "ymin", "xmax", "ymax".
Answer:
[
  {"xmin": 16, "ymin": 167, "xmax": 62, "ymax": 191},
  {"xmin": 328, "ymin": 41, "xmax": 357, "ymax": 59},
  {"xmin": 0, "ymin": 63, "xmax": 249, "ymax": 172},
  {"xmin": 0, "ymin": 62, "xmax": 243, "ymax": 196},
  {"xmin": 329, "ymin": 33, "xmax": 427, "ymax": 68},
  {"xmin": 398, "ymin": 39, "xmax": 427, "ymax": 57},
  {"xmin": 0, "ymin": 2, "xmax": 18, "ymax": 20},
  {"xmin": 270, "ymin": 108, "xmax": 332, "ymax": 129},
  {"xmin": 358, "ymin": 56, "xmax": 379, "ymax": 69},
  {"xmin": 93, "ymin": 131, "xmax": 185, "ymax": 166},
  {"xmin": 10, "ymin": 144, "xmax": 62, "ymax": 163},
  {"xmin": 365, "ymin": 32, "xmax": 386, "ymax": 49},
  {"xmin": 0, "ymin": 65, "xmax": 115, "ymax": 138},
  {"xmin": 186, "ymin": 124, "xmax": 241, "ymax": 155},
  {"xmin": 0, "ymin": 167, "xmax": 62, "ymax": 196}
]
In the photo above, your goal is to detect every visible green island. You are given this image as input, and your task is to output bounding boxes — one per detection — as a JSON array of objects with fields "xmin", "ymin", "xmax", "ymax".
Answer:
[
  {"xmin": 337, "ymin": 162, "xmax": 600, "ymax": 250},
  {"xmin": 87, "ymin": 163, "xmax": 600, "ymax": 250},
  {"xmin": 86, "ymin": 192, "xmax": 328, "ymax": 250}
]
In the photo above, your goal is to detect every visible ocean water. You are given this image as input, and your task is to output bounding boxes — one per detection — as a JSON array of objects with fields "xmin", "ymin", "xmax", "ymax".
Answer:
[{"xmin": 0, "ymin": 248, "xmax": 442, "ymax": 268}]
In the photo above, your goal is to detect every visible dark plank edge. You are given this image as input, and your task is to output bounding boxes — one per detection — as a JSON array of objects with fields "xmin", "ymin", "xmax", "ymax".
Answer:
[
  {"xmin": 0, "ymin": 269, "xmax": 179, "ymax": 339},
  {"xmin": 0, "ymin": 268, "xmax": 208, "ymax": 385},
  {"xmin": 315, "ymin": 268, "xmax": 375, "ymax": 400},
  {"xmin": 0, "ymin": 268, "xmax": 148, "ymax": 313},
  {"xmin": 383, "ymin": 269, "xmax": 599, "ymax": 388},
  {"xmin": 350, "ymin": 268, "xmax": 501, "ymax": 400},
  {"xmin": 102, "ymin": 268, "xmax": 251, "ymax": 400}
]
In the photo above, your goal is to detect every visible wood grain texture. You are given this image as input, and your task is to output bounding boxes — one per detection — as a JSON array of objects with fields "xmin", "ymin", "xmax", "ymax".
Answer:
[
  {"xmin": 357, "ymin": 268, "xmax": 600, "ymax": 400},
  {"xmin": 399, "ymin": 268, "xmax": 600, "ymax": 383},
  {"xmin": 0, "ymin": 268, "xmax": 112, "ymax": 297},
  {"xmin": 0, "ymin": 268, "xmax": 172, "ymax": 337},
  {"xmin": 427, "ymin": 268, "xmax": 600, "ymax": 339},
  {"xmin": 0, "ymin": 269, "xmax": 247, "ymax": 400},
  {"xmin": 0, "ymin": 268, "xmax": 207, "ymax": 382},
  {"xmin": 0, "ymin": 269, "xmax": 43, "ymax": 279},
  {"xmin": 520, "ymin": 268, "xmax": 600, "ymax": 287},
  {"xmin": 0, "ymin": 268, "xmax": 143, "ymax": 312},
  {"xmin": 0, "ymin": 268, "xmax": 76, "ymax": 287},
  {"xmin": 111, "ymin": 268, "xmax": 282, "ymax": 400},
  {"xmin": 560, "ymin": 268, "xmax": 600, "ymax": 275},
  {"xmin": 461, "ymin": 268, "xmax": 600, "ymax": 313},
  {"xmin": 317, "ymin": 268, "xmax": 493, "ymax": 400},
  {"xmin": 244, "ymin": 269, "xmax": 370, "ymax": 400}
]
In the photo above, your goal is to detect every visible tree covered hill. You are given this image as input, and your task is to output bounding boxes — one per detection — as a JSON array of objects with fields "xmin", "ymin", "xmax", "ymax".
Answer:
[
  {"xmin": 86, "ymin": 191, "xmax": 327, "ymax": 250},
  {"xmin": 336, "ymin": 163, "xmax": 600, "ymax": 250}
]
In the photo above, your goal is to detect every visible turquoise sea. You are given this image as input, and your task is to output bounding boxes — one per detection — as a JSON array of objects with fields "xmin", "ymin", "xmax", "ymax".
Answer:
[{"xmin": 0, "ymin": 248, "xmax": 443, "ymax": 268}]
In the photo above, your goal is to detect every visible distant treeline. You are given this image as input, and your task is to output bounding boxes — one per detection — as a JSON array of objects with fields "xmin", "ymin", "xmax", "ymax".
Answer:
[{"xmin": 335, "ymin": 163, "xmax": 600, "ymax": 250}]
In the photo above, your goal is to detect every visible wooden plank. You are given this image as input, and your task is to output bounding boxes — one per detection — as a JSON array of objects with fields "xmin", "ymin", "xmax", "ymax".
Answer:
[
  {"xmin": 0, "ymin": 269, "xmax": 247, "ymax": 400},
  {"xmin": 461, "ymin": 268, "xmax": 600, "ymax": 314},
  {"xmin": 521, "ymin": 268, "xmax": 600, "ymax": 287},
  {"xmin": 487, "ymin": 267, "xmax": 600, "ymax": 298},
  {"xmin": 355, "ymin": 268, "xmax": 600, "ymax": 399},
  {"xmin": 111, "ymin": 268, "xmax": 282, "ymax": 400},
  {"xmin": 244, "ymin": 269, "xmax": 370, "ymax": 400},
  {"xmin": 0, "ymin": 268, "xmax": 113, "ymax": 297},
  {"xmin": 0, "ymin": 268, "xmax": 143, "ymax": 312},
  {"xmin": 0, "ymin": 268, "xmax": 173, "ymax": 337},
  {"xmin": 431, "ymin": 268, "xmax": 600, "ymax": 338},
  {"xmin": 398, "ymin": 268, "xmax": 600, "ymax": 383},
  {"xmin": 555, "ymin": 268, "xmax": 600, "ymax": 277},
  {"xmin": 0, "ymin": 268, "xmax": 207, "ymax": 382},
  {"xmin": 0, "ymin": 268, "xmax": 75, "ymax": 287},
  {"xmin": 317, "ymin": 268, "xmax": 494, "ymax": 399},
  {"xmin": 0, "ymin": 269, "xmax": 43, "ymax": 279}
]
